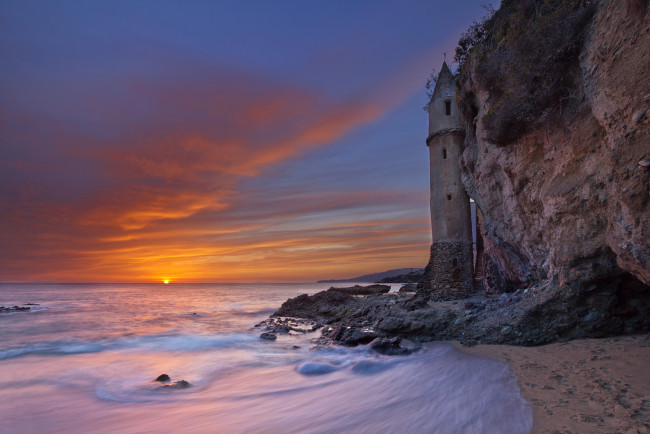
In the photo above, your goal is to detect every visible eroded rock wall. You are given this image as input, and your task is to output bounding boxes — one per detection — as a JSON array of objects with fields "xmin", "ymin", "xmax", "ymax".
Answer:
[{"xmin": 460, "ymin": 0, "xmax": 650, "ymax": 291}]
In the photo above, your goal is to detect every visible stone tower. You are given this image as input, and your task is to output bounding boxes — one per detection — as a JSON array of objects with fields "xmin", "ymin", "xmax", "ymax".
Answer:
[{"xmin": 418, "ymin": 61, "xmax": 474, "ymax": 300}]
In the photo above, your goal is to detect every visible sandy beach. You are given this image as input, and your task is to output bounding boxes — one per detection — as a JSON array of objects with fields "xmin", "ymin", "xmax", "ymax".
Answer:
[{"xmin": 456, "ymin": 334, "xmax": 650, "ymax": 433}]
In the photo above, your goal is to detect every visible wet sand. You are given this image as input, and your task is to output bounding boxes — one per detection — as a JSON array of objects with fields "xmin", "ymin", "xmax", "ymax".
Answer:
[{"xmin": 455, "ymin": 334, "xmax": 650, "ymax": 433}]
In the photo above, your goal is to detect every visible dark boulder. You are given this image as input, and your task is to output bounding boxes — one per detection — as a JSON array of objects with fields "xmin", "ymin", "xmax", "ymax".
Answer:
[
  {"xmin": 272, "ymin": 291, "xmax": 359, "ymax": 320},
  {"xmin": 162, "ymin": 380, "xmax": 191, "ymax": 389},
  {"xmin": 154, "ymin": 374, "xmax": 171, "ymax": 382},
  {"xmin": 260, "ymin": 332, "xmax": 277, "ymax": 340},
  {"xmin": 0, "ymin": 306, "xmax": 31, "ymax": 312},
  {"xmin": 322, "ymin": 325, "xmax": 380, "ymax": 346},
  {"xmin": 369, "ymin": 337, "xmax": 416, "ymax": 356}
]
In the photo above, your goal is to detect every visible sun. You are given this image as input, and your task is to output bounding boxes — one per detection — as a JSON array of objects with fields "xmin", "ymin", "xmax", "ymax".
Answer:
[{"xmin": 163, "ymin": 280, "xmax": 170, "ymax": 284}]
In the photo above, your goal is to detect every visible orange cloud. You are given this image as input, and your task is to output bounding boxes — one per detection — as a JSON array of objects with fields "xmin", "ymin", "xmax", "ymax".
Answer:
[{"xmin": 0, "ymin": 58, "xmax": 430, "ymax": 283}]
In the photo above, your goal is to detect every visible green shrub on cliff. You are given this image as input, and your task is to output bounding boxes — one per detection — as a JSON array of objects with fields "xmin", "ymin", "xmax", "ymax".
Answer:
[{"xmin": 455, "ymin": 0, "xmax": 597, "ymax": 145}]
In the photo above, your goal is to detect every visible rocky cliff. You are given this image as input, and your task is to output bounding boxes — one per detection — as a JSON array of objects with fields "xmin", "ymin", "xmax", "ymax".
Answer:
[
  {"xmin": 265, "ymin": 0, "xmax": 650, "ymax": 347},
  {"xmin": 459, "ymin": 0, "xmax": 649, "ymax": 298}
]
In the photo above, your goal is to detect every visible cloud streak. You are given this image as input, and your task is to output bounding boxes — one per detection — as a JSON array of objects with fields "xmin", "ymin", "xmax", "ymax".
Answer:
[
  {"xmin": 0, "ymin": 51, "xmax": 431, "ymax": 282},
  {"xmin": 0, "ymin": 1, "xmax": 492, "ymax": 282}
]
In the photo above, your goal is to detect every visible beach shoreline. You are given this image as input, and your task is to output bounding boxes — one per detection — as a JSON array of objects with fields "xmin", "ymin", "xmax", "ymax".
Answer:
[{"xmin": 454, "ymin": 334, "xmax": 650, "ymax": 433}]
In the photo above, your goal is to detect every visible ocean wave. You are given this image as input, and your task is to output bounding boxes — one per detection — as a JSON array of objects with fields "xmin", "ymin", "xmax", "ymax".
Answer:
[
  {"xmin": 295, "ymin": 346, "xmax": 376, "ymax": 376},
  {"xmin": 295, "ymin": 347, "xmax": 408, "ymax": 376},
  {"xmin": 0, "ymin": 341, "xmax": 106, "ymax": 360},
  {"xmin": 0, "ymin": 332, "xmax": 258, "ymax": 361},
  {"xmin": 295, "ymin": 361, "xmax": 345, "ymax": 375}
]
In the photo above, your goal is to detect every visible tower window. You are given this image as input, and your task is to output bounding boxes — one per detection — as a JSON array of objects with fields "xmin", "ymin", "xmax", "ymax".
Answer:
[
  {"xmin": 447, "ymin": 194, "xmax": 452, "ymax": 200},
  {"xmin": 442, "ymin": 148, "xmax": 447, "ymax": 159},
  {"xmin": 445, "ymin": 100, "xmax": 451, "ymax": 116},
  {"xmin": 453, "ymin": 258, "xmax": 458, "ymax": 267}
]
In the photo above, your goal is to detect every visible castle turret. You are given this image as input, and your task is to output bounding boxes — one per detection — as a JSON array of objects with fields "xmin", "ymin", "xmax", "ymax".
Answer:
[{"xmin": 418, "ymin": 61, "xmax": 474, "ymax": 299}]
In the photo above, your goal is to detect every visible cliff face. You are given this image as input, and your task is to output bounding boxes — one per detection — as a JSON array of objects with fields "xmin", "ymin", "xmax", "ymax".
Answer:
[{"xmin": 460, "ymin": 0, "xmax": 650, "ymax": 295}]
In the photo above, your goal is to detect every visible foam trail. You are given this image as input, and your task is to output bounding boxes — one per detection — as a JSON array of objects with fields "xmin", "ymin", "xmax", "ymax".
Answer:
[{"xmin": 0, "ymin": 333, "xmax": 258, "ymax": 360}]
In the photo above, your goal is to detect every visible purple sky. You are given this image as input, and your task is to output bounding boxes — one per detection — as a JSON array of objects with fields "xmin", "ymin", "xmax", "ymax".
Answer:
[{"xmin": 0, "ymin": 0, "xmax": 491, "ymax": 282}]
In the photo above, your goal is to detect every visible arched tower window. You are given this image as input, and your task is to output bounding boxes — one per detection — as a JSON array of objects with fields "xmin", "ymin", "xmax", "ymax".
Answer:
[
  {"xmin": 447, "ymin": 194, "xmax": 452, "ymax": 200},
  {"xmin": 445, "ymin": 100, "xmax": 451, "ymax": 116},
  {"xmin": 452, "ymin": 258, "xmax": 458, "ymax": 267},
  {"xmin": 442, "ymin": 148, "xmax": 447, "ymax": 159}
]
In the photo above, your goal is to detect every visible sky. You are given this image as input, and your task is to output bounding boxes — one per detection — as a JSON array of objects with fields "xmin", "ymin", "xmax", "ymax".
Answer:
[{"xmin": 0, "ymin": 0, "xmax": 489, "ymax": 283}]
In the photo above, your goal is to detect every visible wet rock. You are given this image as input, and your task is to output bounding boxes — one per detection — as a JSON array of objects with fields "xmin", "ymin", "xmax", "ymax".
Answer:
[
  {"xmin": 272, "ymin": 290, "xmax": 359, "ymax": 320},
  {"xmin": 263, "ymin": 270, "xmax": 650, "ymax": 348},
  {"xmin": 155, "ymin": 374, "xmax": 171, "ymax": 382},
  {"xmin": 327, "ymin": 284, "xmax": 391, "ymax": 296},
  {"xmin": 260, "ymin": 332, "xmax": 277, "ymax": 340},
  {"xmin": 0, "ymin": 306, "xmax": 31, "ymax": 312},
  {"xmin": 255, "ymin": 317, "xmax": 322, "ymax": 336},
  {"xmin": 324, "ymin": 325, "xmax": 380, "ymax": 346},
  {"xmin": 369, "ymin": 337, "xmax": 416, "ymax": 356},
  {"xmin": 402, "ymin": 295, "xmax": 429, "ymax": 311},
  {"xmin": 376, "ymin": 316, "xmax": 406, "ymax": 333},
  {"xmin": 163, "ymin": 380, "xmax": 191, "ymax": 390}
]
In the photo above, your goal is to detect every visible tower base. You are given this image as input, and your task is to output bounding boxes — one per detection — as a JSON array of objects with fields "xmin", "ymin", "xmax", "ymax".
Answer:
[{"xmin": 417, "ymin": 241, "xmax": 474, "ymax": 300}]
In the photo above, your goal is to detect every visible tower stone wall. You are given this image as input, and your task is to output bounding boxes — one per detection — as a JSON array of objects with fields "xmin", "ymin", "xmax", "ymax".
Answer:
[{"xmin": 418, "ymin": 62, "xmax": 474, "ymax": 300}]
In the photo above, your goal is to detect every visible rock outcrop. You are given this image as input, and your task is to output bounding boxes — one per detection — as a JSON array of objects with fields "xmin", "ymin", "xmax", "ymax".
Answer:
[
  {"xmin": 326, "ymin": 284, "xmax": 391, "ymax": 295},
  {"xmin": 272, "ymin": 290, "xmax": 359, "ymax": 321},
  {"xmin": 263, "ymin": 0, "xmax": 649, "ymax": 349},
  {"xmin": 458, "ymin": 0, "xmax": 649, "ymax": 296},
  {"xmin": 262, "ymin": 280, "xmax": 650, "ymax": 347}
]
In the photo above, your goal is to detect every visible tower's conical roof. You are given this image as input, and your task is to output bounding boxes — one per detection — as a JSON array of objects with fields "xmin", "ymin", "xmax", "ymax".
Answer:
[{"xmin": 430, "ymin": 61, "xmax": 455, "ymax": 102}]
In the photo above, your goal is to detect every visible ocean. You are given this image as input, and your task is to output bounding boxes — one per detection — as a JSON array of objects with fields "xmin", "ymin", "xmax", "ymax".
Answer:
[{"xmin": 0, "ymin": 283, "xmax": 532, "ymax": 433}]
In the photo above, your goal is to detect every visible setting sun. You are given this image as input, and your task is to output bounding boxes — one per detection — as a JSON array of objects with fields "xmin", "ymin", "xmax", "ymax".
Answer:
[{"xmin": 163, "ymin": 280, "xmax": 170, "ymax": 284}]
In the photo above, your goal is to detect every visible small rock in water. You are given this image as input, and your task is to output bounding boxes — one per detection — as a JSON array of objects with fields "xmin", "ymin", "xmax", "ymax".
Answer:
[
  {"xmin": 155, "ymin": 374, "xmax": 171, "ymax": 382},
  {"xmin": 260, "ymin": 332, "xmax": 277, "ymax": 340},
  {"xmin": 0, "ymin": 306, "xmax": 31, "ymax": 312},
  {"xmin": 163, "ymin": 380, "xmax": 191, "ymax": 390}
]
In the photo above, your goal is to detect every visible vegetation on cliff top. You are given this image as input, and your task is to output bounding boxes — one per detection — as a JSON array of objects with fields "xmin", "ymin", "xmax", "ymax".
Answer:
[{"xmin": 455, "ymin": 0, "xmax": 597, "ymax": 145}]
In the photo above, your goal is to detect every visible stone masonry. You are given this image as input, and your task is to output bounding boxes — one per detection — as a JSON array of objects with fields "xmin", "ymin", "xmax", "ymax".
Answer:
[
  {"xmin": 418, "ymin": 242, "xmax": 474, "ymax": 300},
  {"xmin": 418, "ymin": 61, "xmax": 475, "ymax": 300}
]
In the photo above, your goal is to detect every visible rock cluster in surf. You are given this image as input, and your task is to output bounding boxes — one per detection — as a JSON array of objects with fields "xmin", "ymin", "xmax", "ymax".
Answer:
[{"xmin": 260, "ymin": 282, "xmax": 650, "ymax": 347}]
